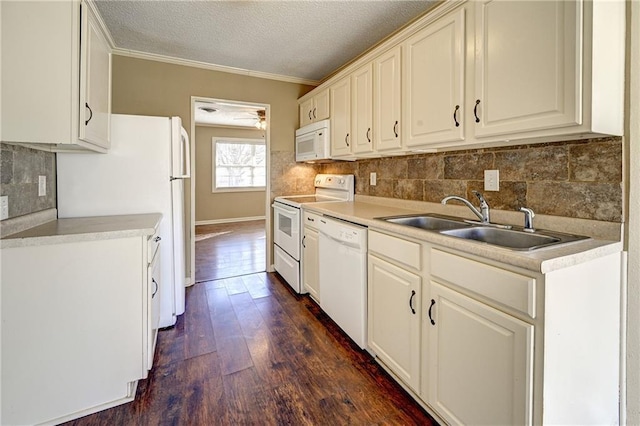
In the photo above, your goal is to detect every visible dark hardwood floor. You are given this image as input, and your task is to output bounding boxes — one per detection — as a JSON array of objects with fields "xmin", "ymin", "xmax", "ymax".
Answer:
[
  {"xmin": 195, "ymin": 220, "xmax": 266, "ymax": 282},
  {"xmin": 63, "ymin": 222, "xmax": 437, "ymax": 425}
]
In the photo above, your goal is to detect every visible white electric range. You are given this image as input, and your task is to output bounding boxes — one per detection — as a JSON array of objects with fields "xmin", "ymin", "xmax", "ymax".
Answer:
[{"xmin": 272, "ymin": 174, "xmax": 354, "ymax": 293}]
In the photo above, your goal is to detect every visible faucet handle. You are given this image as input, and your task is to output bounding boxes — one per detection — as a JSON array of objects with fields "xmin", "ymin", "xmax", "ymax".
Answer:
[
  {"xmin": 472, "ymin": 190, "xmax": 489, "ymax": 207},
  {"xmin": 519, "ymin": 207, "xmax": 535, "ymax": 232}
]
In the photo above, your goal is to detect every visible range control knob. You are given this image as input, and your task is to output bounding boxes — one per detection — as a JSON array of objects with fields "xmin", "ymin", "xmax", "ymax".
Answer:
[{"xmin": 339, "ymin": 179, "xmax": 345, "ymax": 184}]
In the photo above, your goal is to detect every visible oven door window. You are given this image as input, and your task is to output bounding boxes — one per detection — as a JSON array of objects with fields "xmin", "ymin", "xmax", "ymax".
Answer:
[{"xmin": 279, "ymin": 214, "xmax": 293, "ymax": 237}]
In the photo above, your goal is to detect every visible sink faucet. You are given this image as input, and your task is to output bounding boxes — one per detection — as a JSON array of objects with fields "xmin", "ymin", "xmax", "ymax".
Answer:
[{"xmin": 441, "ymin": 191, "xmax": 490, "ymax": 224}]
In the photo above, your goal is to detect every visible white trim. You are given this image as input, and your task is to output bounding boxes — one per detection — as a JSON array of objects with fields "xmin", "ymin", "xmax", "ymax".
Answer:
[
  {"xmin": 113, "ymin": 48, "xmax": 319, "ymax": 86},
  {"xmin": 625, "ymin": 0, "xmax": 640, "ymax": 423},
  {"xmin": 195, "ymin": 216, "xmax": 266, "ymax": 226},
  {"xmin": 190, "ymin": 96, "xmax": 272, "ymax": 282}
]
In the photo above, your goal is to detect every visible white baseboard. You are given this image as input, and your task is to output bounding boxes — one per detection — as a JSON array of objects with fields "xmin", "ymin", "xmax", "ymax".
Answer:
[{"xmin": 195, "ymin": 216, "xmax": 266, "ymax": 226}]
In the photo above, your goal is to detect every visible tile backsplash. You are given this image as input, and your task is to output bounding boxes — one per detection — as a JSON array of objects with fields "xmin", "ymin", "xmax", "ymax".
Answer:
[
  {"xmin": 322, "ymin": 137, "xmax": 623, "ymax": 222},
  {"xmin": 0, "ymin": 143, "xmax": 56, "ymax": 219}
]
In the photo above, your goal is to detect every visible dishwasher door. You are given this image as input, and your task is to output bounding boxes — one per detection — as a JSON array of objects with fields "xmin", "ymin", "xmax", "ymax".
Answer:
[{"xmin": 318, "ymin": 216, "xmax": 368, "ymax": 349}]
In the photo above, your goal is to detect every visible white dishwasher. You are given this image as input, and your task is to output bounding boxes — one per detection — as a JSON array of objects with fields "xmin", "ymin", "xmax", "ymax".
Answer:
[{"xmin": 317, "ymin": 215, "xmax": 368, "ymax": 349}]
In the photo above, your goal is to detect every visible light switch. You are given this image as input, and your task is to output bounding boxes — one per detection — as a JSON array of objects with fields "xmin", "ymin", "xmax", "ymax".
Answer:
[
  {"xmin": 0, "ymin": 196, "xmax": 8, "ymax": 220},
  {"xmin": 484, "ymin": 170, "xmax": 499, "ymax": 191},
  {"xmin": 370, "ymin": 172, "xmax": 377, "ymax": 186},
  {"xmin": 38, "ymin": 175, "xmax": 46, "ymax": 196}
]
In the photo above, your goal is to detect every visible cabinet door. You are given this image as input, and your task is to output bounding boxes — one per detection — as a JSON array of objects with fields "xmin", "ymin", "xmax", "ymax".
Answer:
[
  {"xmin": 351, "ymin": 64, "xmax": 374, "ymax": 154},
  {"xmin": 368, "ymin": 255, "xmax": 421, "ymax": 392},
  {"xmin": 330, "ymin": 77, "xmax": 352, "ymax": 157},
  {"xmin": 302, "ymin": 227, "xmax": 320, "ymax": 301},
  {"xmin": 427, "ymin": 281, "xmax": 533, "ymax": 426},
  {"xmin": 79, "ymin": 3, "xmax": 111, "ymax": 149},
  {"xmin": 473, "ymin": 0, "xmax": 579, "ymax": 138},
  {"xmin": 403, "ymin": 8, "xmax": 465, "ymax": 148},
  {"xmin": 147, "ymin": 248, "xmax": 161, "ymax": 372},
  {"xmin": 374, "ymin": 46, "xmax": 402, "ymax": 152},
  {"xmin": 313, "ymin": 89, "xmax": 330, "ymax": 121},
  {"xmin": 300, "ymin": 98, "xmax": 314, "ymax": 126}
]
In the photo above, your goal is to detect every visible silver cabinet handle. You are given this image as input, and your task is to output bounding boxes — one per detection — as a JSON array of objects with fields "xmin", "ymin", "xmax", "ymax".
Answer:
[
  {"xmin": 154, "ymin": 236, "xmax": 161, "ymax": 242},
  {"xmin": 345, "ymin": 133, "xmax": 350, "ymax": 147},
  {"xmin": 393, "ymin": 121, "xmax": 398, "ymax": 137},
  {"xmin": 152, "ymin": 278, "xmax": 159, "ymax": 297}
]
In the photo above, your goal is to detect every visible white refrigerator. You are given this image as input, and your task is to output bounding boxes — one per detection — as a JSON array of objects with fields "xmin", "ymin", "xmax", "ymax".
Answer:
[{"xmin": 57, "ymin": 114, "xmax": 190, "ymax": 328}]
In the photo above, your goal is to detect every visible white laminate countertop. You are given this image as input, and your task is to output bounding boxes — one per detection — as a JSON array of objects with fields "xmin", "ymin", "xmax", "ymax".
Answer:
[
  {"xmin": 0, "ymin": 213, "xmax": 162, "ymax": 249},
  {"xmin": 303, "ymin": 201, "xmax": 622, "ymax": 274}
]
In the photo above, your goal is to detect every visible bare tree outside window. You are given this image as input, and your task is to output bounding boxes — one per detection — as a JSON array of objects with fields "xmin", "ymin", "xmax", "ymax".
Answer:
[{"xmin": 212, "ymin": 138, "xmax": 265, "ymax": 191}]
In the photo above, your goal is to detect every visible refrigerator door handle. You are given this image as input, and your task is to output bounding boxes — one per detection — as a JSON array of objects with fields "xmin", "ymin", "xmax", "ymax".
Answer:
[
  {"xmin": 180, "ymin": 127, "xmax": 191, "ymax": 178},
  {"xmin": 171, "ymin": 121, "xmax": 192, "ymax": 180}
]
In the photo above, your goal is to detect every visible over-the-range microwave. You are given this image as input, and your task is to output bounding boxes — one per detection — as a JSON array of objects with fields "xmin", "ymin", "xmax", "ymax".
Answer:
[{"xmin": 295, "ymin": 119, "xmax": 331, "ymax": 162}]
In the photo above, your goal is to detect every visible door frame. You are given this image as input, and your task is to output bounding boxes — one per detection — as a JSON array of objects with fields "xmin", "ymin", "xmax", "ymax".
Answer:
[{"xmin": 189, "ymin": 96, "xmax": 272, "ymax": 285}]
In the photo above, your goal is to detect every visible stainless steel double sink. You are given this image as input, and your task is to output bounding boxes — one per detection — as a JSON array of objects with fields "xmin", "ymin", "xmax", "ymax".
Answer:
[{"xmin": 377, "ymin": 213, "xmax": 589, "ymax": 251}]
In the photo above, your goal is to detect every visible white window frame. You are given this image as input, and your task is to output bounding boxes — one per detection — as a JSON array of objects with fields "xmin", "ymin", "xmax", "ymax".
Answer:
[{"xmin": 212, "ymin": 137, "xmax": 266, "ymax": 193}]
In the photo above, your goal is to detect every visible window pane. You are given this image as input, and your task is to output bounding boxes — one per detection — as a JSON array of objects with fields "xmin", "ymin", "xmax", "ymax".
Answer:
[{"xmin": 213, "ymin": 139, "xmax": 266, "ymax": 190}]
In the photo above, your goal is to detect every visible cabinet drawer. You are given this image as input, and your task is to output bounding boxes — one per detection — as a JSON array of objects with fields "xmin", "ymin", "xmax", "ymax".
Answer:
[
  {"xmin": 148, "ymin": 233, "xmax": 161, "ymax": 264},
  {"xmin": 369, "ymin": 230, "xmax": 421, "ymax": 270},
  {"xmin": 430, "ymin": 249, "xmax": 536, "ymax": 319},
  {"xmin": 303, "ymin": 211, "xmax": 323, "ymax": 230}
]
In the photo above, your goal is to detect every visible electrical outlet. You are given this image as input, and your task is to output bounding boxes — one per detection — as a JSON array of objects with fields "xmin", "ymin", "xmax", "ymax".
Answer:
[
  {"xmin": 38, "ymin": 175, "xmax": 46, "ymax": 196},
  {"xmin": 370, "ymin": 172, "xmax": 377, "ymax": 186},
  {"xmin": 484, "ymin": 170, "xmax": 499, "ymax": 191},
  {"xmin": 0, "ymin": 196, "xmax": 8, "ymax": 220}
]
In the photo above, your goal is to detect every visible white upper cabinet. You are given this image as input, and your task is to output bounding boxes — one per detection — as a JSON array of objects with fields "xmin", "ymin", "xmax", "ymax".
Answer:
[
  {"xmin": 329, "ymin": 77, "xmax": 352, "ymax": 157},
  {"xmin": 374, "ymin": 46, "xmax": 402, "ymax": 152},
  {"xmin": 80, "ymin": 4, "xmax": 112, "ymax": 149},
  {"xmin": 472, "ymin": 0, "xmax": 578, "ymax": 138},
  {"xmin": 1, "ymin": 0, "xmax": 112, "ymax": 152},
  {"xmin": 470, "ymin": 0, "xmax": 624, "ymax": 143},
  {"xmin": 403, "ymin": 7, "xmax": 465, "ymax": 149},
  {"xmin": 298, "ymin": 0, "xmax": 624, "ymax": 156},
  {"xmin": 351, "ymin": 63, "xmax": 374, "ymax": 155},
  {"xmin": 299, "ymin": 89, "xmax": 330, "ymax": 127}
]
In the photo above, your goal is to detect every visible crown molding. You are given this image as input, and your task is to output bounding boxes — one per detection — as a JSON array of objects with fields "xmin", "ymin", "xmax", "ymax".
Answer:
[{"xmin": 112, "ymin": 48, "xmax": 320, "ymax": 87}]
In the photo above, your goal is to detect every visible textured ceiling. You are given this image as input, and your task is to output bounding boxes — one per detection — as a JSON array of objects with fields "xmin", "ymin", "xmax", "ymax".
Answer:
[{"xmin": 94, "ymin": 0, "xmax": 438, "ymax": 83}]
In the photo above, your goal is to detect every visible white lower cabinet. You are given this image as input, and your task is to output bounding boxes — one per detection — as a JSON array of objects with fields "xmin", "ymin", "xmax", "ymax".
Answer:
[
  {"xmin": 146, "ymin": 234, "xmax": 162, "ymax": 373},
  {"xmin": 302, "ymin": 211, "xmax": 321, "ymax": 301},
  {"xmin": 368, "ymin": 255, "xmax": 421, "ymax": 391},
  {"xmin": 1, "ymin": 228, "xmax": 159, "ymax": 425},
  {"xmin": 426, "ymin": 281, "xmax": 533, "ymax": 425},
  {"xmin": 366, "ymin": 228, "xmax": 621, "ymax": 425}
]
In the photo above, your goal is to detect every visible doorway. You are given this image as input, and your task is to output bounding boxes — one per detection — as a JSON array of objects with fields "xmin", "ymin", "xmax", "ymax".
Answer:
[{"xmin": 189, "ymin": 97, "xmax": 271, "ymax": 282}]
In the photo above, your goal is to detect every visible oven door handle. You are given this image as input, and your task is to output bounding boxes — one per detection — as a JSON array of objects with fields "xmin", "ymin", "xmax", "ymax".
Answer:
[{"xmin": 272, "ymin": 203, "xmax": 299, "ymax": 215}]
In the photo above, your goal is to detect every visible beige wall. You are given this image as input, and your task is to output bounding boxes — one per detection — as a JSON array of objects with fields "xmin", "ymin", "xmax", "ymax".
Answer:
[
  {"xmin": 111, "ymin": 56, "xmax": 314, "ymax": 151},
  {"xmin": 195, "ymin": 126, "xmax": 266, "ymax": 222}
]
